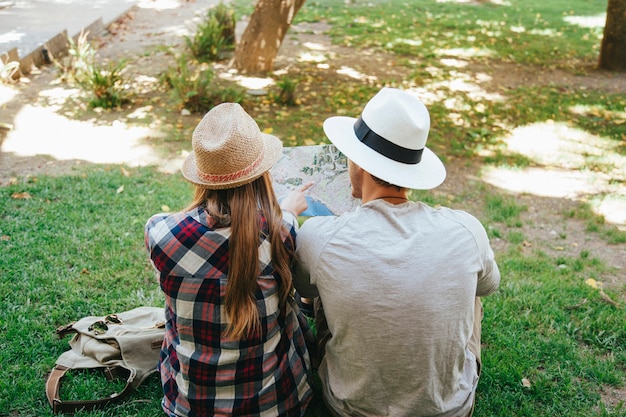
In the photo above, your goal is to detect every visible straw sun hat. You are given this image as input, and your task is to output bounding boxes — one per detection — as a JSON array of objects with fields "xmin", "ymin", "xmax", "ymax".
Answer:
[
  {"xmin": 323, "ymin": 87, "xmax": 446, "ymax": 190},
  {"xmin": 181, "ymin": 103, "xmax": 283, "ymax": 189}
]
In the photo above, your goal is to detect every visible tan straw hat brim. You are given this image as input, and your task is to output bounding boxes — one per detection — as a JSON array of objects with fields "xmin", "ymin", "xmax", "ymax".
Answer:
[{"xmin": 181, "ymin": 133, "xmax": 283, "ymax": 189}]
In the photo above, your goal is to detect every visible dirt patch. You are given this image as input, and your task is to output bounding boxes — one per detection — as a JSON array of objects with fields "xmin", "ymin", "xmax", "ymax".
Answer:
[{"xmin": 1, "ymin": 1, "xmax": 624, "ymax": 291}]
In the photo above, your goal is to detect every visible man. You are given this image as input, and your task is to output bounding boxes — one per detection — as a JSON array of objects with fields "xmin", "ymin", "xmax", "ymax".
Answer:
[{"xmin": 293, "ymin": 87, "xmax": 500, "ymax": 417}]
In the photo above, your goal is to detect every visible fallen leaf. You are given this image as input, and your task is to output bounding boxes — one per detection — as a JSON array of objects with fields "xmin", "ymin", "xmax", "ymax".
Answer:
[
  {"xmin": 116, "ymin": 185, "xmax": 125, "ymax": 194},
  {"xmin": 81, "ymin": 268, "xmax": 90, "ymax": 275},
  {"xmin": 1, "ymin": 235, "xmax": 10, "ymax": 241},
  {"xmin": 585, "ymin": 278, "xmax": 598, "ymax": 289},
  {"xmin": 11, "ymin": 191, "xmax": 32, "ymax": 199},
  {"xmin": 121, "ymin": 167, "xmax": 131, "ymax": 177},
  {"xmin": 263, "ymin": 127, "xmax": 274, "ymax": 134},
  {"xmin": 522, "ymin": 378, "xmax": 531, "ymax": 388},
  {"xmin": 161, "ymin": 205, "xmax": 171, "ymax": 212}
]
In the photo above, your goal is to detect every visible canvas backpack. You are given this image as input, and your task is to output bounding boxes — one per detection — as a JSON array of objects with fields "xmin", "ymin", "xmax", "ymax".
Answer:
[{"xmin": 46, "ymin": 306, "xmax": 165, "ymax": 414}]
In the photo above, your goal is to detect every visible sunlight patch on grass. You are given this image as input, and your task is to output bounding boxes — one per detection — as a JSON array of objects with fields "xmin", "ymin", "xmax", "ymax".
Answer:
[
  {"xmin": 439, "ymin": 58, "xmax": 469, "ymax": 68},
  {"xmin": 127, "ymin": 105, "xmax": 157, "ymax": 120},
  {"xmin": 437, "ymin": 0, "xmax": 511, "ymax": 4},
  {"xmin": 563, "ymin": 14, "xmax": 606, "ymax": 29},
  {"xmin": 391, "ymin": 38, "xmax": 423, "ymax": 47},
  {"xmin": 137, "ymin": 0, "xmax": 184, "ymax": 11},
  {"xmin": 569, "ymin": 104, "xmax": 626, "ymax": 124},
  {"xmin": 218, "ymin": 72, "xmax": 274, "ymax": 90},
  {"xmin": 302, "ymin": 42, "xmax": 326, "ymax": 51},
  {"xmin": 410, "ymin": 69, "xmax": 505, "ymax": 108},
  {"xmin": 0, "ymin": 85, "xmax": 18, "ymax": 106},
  {"xmin": 501, "ymin": 122, "xmax": 622, "ymax": 170},
  {"xmin": 482, "ymin": 121, "xmax": 626, "ymax": 227},
  {"xmin": 435, "ymin": 47, "xmax": 495, "ymax": 59},
  {"xmin": 482, "ymin": 166, "xmax": 608, "ymax": 198},
  {"xmin": 528, "ymin": 28, "xmax": 560, "ymax": 37},
  {"xmin": 38, "ymin": 86, "xmax": 82, "ymax": 105},
  {"xmin": 1, "ymin": 104, "xmax": 177, "ymax": 169},
  {"xmin": 337, "ymin": 66, "xmax": 376, "ymax": 82},
  {"xmin": 298, "ymin": 51, "xmax": 327, "ymax": 63},
  {"xmin": 595, "ymin": 195, "xmax": 626, "ymax": 230}
]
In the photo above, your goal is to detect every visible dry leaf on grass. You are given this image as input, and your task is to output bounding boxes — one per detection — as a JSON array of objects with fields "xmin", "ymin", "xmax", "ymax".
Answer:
[
  {"xmin": 11, "ymin": 191, "xmax": 32, "ymax": 199},
  {"xmin": 585, "ymin": 278, "xmax": 621, "ymax": 308}
]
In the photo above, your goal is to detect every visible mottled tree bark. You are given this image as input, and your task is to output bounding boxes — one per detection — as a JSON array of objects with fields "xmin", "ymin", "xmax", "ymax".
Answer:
[
  {"xmin": 231, "ymin": 0, "xmax": 306, "ymax": 74},
  {"xmin": 598, "ymin": 0, "xmax": 626, "ymax": 71}
]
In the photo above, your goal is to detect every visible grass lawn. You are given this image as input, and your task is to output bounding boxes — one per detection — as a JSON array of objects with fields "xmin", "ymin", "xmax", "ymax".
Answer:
[{"xmin": 1, "ymin": 0, "xmax": 625, "ymax": 416}]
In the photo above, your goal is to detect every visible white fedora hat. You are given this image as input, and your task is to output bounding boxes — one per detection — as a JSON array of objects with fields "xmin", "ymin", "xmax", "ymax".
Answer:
[
  {"xmin": 182, "ymin": 103, "xmax": 283, "ymax": 189},
  {"xmin": 323, "ymin": 87, "xmax": 446, "ymax": 190}
]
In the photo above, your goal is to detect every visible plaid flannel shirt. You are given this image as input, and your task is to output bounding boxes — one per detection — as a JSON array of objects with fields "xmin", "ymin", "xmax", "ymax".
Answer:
[{"xmin": 145, "ymin": 207, "xmax": 313, "ymax": 417}]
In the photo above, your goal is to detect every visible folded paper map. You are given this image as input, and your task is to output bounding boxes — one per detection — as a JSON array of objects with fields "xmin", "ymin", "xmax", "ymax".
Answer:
[{"xmin": 271, "ymin": 144, "xmax": 358, "ymax": 216}]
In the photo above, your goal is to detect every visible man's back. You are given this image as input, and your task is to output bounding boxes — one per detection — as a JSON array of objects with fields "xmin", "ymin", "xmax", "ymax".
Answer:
[{"xmin": 294, "ymin": 199, "xmax": 500, "ymax": 417}]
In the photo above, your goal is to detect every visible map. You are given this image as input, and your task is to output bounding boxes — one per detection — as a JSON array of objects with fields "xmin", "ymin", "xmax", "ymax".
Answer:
[{"xmin": 271, "ymin": 144, "xmax": 358, "ymax": 216}]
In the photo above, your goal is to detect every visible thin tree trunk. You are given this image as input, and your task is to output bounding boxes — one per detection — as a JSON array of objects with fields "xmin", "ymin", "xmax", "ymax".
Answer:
[
  {"xmin": 598, "ymin": 0, "xmax": 626, "ymax": 71},
  {"xmin": 231, "ymin": 0, "xmax": 306, "ymax": 74}
]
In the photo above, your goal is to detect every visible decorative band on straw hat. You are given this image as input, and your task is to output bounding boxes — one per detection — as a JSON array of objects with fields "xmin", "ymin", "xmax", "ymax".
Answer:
[
  {"xmin": 322, "ymin": 87, "xmax": 446, "ymax": 190},
  {"xmin": 181, "ymin": 103, "xmax": 283, "ymax": 189}
]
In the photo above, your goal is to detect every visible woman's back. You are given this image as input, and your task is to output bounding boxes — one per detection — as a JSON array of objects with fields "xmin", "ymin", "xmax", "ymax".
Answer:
[{"xmin": 146, "ymin": 207, "xmax": 313, "ymax": 416}]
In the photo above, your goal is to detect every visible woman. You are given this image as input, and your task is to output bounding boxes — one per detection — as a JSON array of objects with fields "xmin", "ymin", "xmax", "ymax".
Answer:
[{"xmin": 145, "ymin": 103, "xmax": 314, "ymax": 416}]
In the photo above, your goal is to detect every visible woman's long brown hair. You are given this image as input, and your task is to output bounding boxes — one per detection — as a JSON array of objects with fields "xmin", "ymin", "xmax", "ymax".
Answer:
[{"xmin": 186, "ymin": 172, "xmax": 294, "ymax": 340}]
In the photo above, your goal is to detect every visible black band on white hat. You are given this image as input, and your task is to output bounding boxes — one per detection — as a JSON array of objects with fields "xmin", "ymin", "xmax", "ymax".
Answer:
[{"xmin": 354, "ymin": 116, "xmax": 423, "ymax": 164}]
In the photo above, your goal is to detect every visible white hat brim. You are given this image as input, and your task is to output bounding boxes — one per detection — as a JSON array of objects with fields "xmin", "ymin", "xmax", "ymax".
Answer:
[{"xmin": 324, "ymin": 116, "xmax": 446, "ymax": 190}]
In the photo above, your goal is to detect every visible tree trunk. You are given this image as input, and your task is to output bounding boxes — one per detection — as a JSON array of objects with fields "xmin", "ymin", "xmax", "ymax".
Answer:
[
  {"xmin": 598, "ymin": 0, "xmax": 626, "ymax": 71},
  {"xmin": 231, "ymin": 0, "xmax": 306, "ymax": 74}
]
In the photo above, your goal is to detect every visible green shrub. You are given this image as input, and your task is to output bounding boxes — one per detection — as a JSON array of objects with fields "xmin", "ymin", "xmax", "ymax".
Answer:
[
  {"xmin": 162, "ymin": 53, "xmax": 246, "ymax": 113},
  {"xmin": 0, "ymin": 56, "xmax": 20, "ymax": 83},
  {"xmin": 162, "ymin": 54, "xmax": 215, "ymax": 112},
  {"xmin": 79, "ymin": 60, "xmax": 129, "ymax": 109},
  {"xmin": 186, "ymin": 2, "xmax": 237, "ymax": 62},
  {"xmin": 276, "ymin": 76, "xmax": 299, "ymax": 106},
  {"xmin": 213, "ymin": 2, "xmax": 237, "ymax": 46},
  {"xmin": 53, "ymin": 31, "xmax": 96, "ymax": 85}
]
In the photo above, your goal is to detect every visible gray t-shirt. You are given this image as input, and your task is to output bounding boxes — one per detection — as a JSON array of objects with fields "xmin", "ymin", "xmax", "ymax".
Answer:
[{"xmin": 294, "ymin": 199, "xmax": 500, "ymax": 417}]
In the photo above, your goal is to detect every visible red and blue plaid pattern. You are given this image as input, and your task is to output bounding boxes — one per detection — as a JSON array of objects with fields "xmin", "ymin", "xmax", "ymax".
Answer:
[{"xmin": 145, "ymin": 207, "xmax": 313, "ymax": 416}]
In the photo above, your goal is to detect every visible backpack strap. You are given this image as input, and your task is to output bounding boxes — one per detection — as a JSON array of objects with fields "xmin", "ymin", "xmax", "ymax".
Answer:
[{"xmin": 46, "ymin": 364, "xmax": 134, "ymax": 414}]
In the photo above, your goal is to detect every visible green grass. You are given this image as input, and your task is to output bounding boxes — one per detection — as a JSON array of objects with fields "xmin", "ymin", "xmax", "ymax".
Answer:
[
  {"xmin": 232, "ymin": 0, "xmax": 624, "ymax": 162},
  {"xmin": 2, "ymin": 0, "xmax": 626, "ymax": 416},
  {"xmin": 295, "ymin": 0, "xmax": 605, "ymax": 68},
  {"xmin": 1, "ymin": 167, "xmax": 624, "ymax": 416}
]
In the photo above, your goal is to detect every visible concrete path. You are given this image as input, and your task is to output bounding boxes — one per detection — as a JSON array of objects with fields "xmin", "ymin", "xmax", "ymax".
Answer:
[{"xmin": 0, "ymin": 0, "xmax": 137, "ymax": 72}]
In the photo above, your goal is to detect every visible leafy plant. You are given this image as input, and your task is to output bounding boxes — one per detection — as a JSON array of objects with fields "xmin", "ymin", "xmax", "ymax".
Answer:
[
  {"xmin": 161, "ymin": 53, "xmax": 245, "ymax": 113},
  {"xmin": 212, "ymin": 2, "xmax": 237, "ymax": 46},
  {"xmin": 276, "ymin": 76, "xmax": 299, "ymax": 106},
  {"xmin": 52, "ymin": 31, "xmax": 97, "ymax": 84},
  {"xmin": 0, "ymin": 55, "xmax": 20, "ymax": 83},
  {"xmin": 79, "ymin": 59, "xmax": 129, "ymax": 109},
  {"xmin": 161, "ymin": 54, "xmax": 215, "ymax": 112},
  {"xmin": 186, "ymin": 2, "xmax": 236, "ymax": 62}
]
